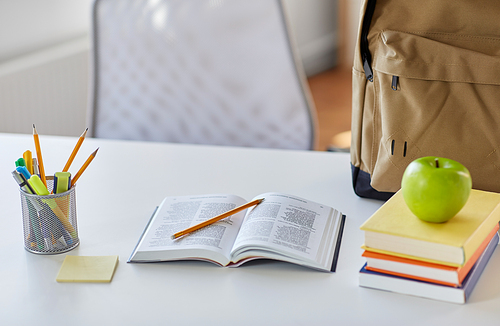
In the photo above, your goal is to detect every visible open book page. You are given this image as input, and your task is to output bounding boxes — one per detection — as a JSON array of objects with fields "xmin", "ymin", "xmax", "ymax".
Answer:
[
  {"xmin": 229, "ymin": 193, "xmax": 343, "ymax": 271},
  {"xmin": 129, "ymin": 194, "xmax": 247, "ymax": 265}
]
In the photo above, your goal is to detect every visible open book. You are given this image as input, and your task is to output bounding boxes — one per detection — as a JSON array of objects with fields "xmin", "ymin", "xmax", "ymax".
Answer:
[{"xmin": 128, "ymin": 192, "xmax": 346, "ymax": 272}]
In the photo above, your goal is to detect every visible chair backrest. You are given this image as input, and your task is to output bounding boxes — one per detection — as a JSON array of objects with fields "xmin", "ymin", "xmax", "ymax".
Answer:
[{"xmin": 88, "ymin": 0, "xmax": 317, "ymax": 150}]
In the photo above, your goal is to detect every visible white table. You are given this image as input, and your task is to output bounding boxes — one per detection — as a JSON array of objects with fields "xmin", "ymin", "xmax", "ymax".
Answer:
[{"xmin": 1, "ymin": 133, "xmax": 499, "ymax": 325}]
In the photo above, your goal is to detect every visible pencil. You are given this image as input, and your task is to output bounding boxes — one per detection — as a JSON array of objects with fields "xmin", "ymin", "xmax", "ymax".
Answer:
[
  {"xmin": 63, "ymin": 128, "xmax": 88, "ymax": 172},
  {"xmin": 70, "ymin": 148, "xmax": 99, "ymax": 187},
  {"xmin": 171, "ymin": 198, "xmax": 264, "ymax": 240},
  {"xmin": 32, "ymin": 124, "xmax": 47, "ymax": 187}
]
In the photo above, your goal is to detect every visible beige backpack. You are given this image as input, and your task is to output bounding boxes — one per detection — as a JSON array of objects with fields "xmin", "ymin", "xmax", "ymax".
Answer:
[{"xmin": 351, "ymin": 0, "xmax": 500, "ymax": 200}]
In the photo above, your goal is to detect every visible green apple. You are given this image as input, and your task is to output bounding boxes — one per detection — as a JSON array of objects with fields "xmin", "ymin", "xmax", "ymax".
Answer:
[{"xmin": 401, "ymin": 156, "xmax": 472, "ymax": 223}]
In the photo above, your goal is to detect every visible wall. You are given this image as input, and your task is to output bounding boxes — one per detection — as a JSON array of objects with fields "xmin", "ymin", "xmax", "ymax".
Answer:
[
  {"xmin": 337, "ymin": 0, "xmax": 362, "ymax": 68},
  {"xmin": 0, "ymin": 0, "xmax": 93, "ymax": 62},
  {"xmin": 283, "ymin": 0, "xmax": 339, "ymax": 76},
  {"xmin": 0, "ymin": 0, "xmax": 92, "ymax": 136},
  {"xmin": 0, "ymin": 0, "xmax": 338, "ymax": 136}
]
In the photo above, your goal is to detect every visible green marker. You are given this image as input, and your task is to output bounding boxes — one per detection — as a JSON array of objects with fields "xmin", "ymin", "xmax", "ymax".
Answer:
[{"xmin": 15, "ymin": 158, "xmax": 26, "ymax": 167}]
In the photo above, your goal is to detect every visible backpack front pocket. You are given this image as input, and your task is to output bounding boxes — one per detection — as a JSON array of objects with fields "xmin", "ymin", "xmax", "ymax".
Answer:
[{"xmin": 368, "ymin": 30, "xmax": 500, "ymax": 192}]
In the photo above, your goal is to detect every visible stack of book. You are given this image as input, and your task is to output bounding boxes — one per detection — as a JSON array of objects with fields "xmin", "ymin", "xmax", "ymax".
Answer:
[{"xmin": 359, "ymin": 189, "xmax": 500, "ymax": 304}]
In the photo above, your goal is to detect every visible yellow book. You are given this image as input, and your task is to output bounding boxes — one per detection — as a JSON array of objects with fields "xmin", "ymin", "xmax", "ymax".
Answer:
[
  {"xmin": 360, "ymin": 189, "xmax": 500, "ymax": 265},
  {"xmin": 56, "ymin": 255, "xmax": 119, "ymax": 283}
]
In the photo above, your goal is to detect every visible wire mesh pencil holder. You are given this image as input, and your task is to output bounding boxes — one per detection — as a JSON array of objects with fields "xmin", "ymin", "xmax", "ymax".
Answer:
[{"xmin": 19, "ymin": 177, "xmax": 80, "ymax": 254}]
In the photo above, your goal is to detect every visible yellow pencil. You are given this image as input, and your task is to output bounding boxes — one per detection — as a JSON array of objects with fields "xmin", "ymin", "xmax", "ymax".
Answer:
[
  {"xmin": 171, "ymin": 198, "xmax": 264, "ymax": 240},
  {"xmin": 71, "ymin": 148, "xmax": 99, "ymax": 187},
  {"xmin": 63, "ymin": 128, "xmax": 88, "ymax": 172},
  {"xmin": 32, "ymin": 124, "xmax": 47, "ymax": 187}
]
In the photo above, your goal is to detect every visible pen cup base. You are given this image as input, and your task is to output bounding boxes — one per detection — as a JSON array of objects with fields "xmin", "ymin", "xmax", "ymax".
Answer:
[{"xmin": 24, "ymin": 240, "xmax": 80, "ymax": 255}]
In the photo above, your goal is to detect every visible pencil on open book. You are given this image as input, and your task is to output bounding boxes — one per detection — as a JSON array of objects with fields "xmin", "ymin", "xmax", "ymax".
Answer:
[{"xmin": 171, "ymin": 198, "xmax": 264, "ymax": 240}]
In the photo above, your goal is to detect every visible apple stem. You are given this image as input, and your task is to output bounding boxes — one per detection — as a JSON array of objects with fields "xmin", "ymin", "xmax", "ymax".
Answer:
[{"xmin": 435, "ymin": 158, "xmax": 440, "ymax": 168}]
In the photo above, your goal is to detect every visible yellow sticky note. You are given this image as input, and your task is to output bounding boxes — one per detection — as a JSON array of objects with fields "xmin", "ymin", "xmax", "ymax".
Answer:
[{"xmin": 56, "ymin": 255, "xmax": 119, "ymax": 283}]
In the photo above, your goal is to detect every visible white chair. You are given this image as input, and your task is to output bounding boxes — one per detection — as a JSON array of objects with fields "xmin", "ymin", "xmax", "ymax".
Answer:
[{"xmin": 88, "ymin": 0, "xmax": 318, "ymax": 150}]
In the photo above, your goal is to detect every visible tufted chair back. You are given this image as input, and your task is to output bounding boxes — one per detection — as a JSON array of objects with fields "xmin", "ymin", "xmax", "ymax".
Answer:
[{"xmin": 88, "ymin": 0, "xmax": 317, "ymax": 150}]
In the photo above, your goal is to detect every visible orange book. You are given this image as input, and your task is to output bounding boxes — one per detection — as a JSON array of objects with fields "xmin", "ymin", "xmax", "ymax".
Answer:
[{"xmin": 363, "ymin": 224, "xmax": 499, "ymax": 287}]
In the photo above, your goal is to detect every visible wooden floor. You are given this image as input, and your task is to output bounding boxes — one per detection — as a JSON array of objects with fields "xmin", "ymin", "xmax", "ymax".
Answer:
[{"xmin": 307, "ymin": 67, "xmax": 352, "ymax": 151}]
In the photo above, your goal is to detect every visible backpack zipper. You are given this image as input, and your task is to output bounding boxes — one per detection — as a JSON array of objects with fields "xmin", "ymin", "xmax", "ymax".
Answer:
[{"xmin": 361, "ymin": 0, "xmax": 377, "ymax": 82}]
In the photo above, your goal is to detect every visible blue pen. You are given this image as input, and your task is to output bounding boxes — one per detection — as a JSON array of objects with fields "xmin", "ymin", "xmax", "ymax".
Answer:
[{"xmin": 16, "ymin": 166, "xmax": 31, "ymax": 180}]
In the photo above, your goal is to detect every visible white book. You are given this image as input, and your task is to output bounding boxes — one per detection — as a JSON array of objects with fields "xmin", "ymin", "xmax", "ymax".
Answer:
[{"xmin": 129, "ymin": 192, "xmax": 345, "ymax": 272}]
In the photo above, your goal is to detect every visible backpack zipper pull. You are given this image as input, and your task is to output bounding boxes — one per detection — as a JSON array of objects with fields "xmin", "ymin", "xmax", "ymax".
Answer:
[
  {"xmin": 363, "ymin": 55, "xmax": 374, "ymax": 82},
  {"xmin": 391, "ymin": 76, "xmax": 399, "ymax": 90}
]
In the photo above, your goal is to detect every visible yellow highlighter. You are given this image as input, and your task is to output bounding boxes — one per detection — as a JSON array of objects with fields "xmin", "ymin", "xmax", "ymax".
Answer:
[
  {"xmin": 28, "ymin": 175, "xmax": 77, "ymax": 239},
  {"xmin": 28, "ymin": 175, "xmax": 49, "ymax": 196}
]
